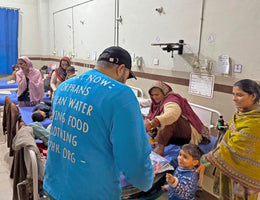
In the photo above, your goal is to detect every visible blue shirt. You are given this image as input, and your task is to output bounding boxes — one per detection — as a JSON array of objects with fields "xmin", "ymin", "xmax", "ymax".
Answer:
[
  {"xmin": 43, "ymin": 69, "xmax": 154, "ymax": 200},
  {"xmin": 168, "ymin": 167, "xmax": 198, "ymax": 200}
]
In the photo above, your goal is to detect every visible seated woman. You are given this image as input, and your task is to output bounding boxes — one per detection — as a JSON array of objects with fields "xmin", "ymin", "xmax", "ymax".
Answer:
[
  {"xmin": 49, "ymin": 56, "xmax": 70, "ymax": 97},
  {"xmin": 144, "ymin": 81, "xmax": 208, "ymax": 156},
  {"xmin": 16, "ymin": 56, "xmax": 44, "ymax": 107}
]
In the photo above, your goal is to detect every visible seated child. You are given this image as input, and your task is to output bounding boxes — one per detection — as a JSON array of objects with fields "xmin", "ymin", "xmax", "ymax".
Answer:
[
  {"xmin": 10, "ymin": 64, "xmax": 20, "ymax": 81},
  {"xmin": 162, "ymin": 144, "xmax": 203, "ymax": 200},
  {"xmin": 32, "ymin": 101, "xmax": 52, "ymax": 122},
  {"xmin": 66, "ymin": 66, "xmax": 76, "ymax": 79}
]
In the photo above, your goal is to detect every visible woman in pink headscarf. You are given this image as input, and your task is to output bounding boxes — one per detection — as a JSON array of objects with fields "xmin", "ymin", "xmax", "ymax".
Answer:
[{"xmin": 16, "ymin": 56, "xmax": 44, "ymax": 107}]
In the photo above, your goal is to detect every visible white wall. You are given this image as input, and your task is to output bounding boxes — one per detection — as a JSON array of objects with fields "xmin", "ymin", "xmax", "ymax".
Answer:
[
  {"xmin": 0, "ymin": 0, "xmax": 42, "ymax": 55},
  {"xmin": 2, "ymin": 0, "xmax": 259, "ymax": 79},
  {"xmin": 2, "ymin": 0, "xmax": 260, "ymax": 119},
  {"xmin": 37, "ymin": 0, "xmax": 50, "ymax": 55},
  {"xmin": 46, "ymin": 0, "xmax": 260, "ymax": 80},
  {"xmin": 48, "ymin": 0, "xmax": 114, "ymax": 59}
]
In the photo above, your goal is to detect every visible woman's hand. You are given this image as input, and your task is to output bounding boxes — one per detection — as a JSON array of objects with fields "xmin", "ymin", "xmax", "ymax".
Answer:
[
  {"xmin": 196, "ymin": 163, "xmax": 206, "ymax": 183},
  {"xmin": 144, "ymin": 119, "xmax": 152, "ymax": 132},
  {"xmin": 22, "ymin": 68, "xmax": 30, "ymax": 77}
]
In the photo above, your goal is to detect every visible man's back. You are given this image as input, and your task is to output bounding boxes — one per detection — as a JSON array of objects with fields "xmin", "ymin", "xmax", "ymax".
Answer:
[{"xmin": 44, "ymin": 69, "xmax": 153, "ymax": 200}]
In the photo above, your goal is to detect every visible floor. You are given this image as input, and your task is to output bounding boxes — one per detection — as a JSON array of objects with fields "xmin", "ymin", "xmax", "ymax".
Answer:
[{"xmin": 0, "ymin": 130, "xmax": 13, "ymax": 199}]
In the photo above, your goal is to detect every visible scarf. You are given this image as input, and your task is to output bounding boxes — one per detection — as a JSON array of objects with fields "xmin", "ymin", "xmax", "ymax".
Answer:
[
  {"xmin": 147, "ymin": 81, "xmax": 203, "ymax": 133},
  {"xmin": 207, "ymin": 108, "xmax": 260, "ymax": 191},
  {"xmin": 56, "ymin": 56, "xmax": 71, "ymax": 81},
  {"xmin": 16, "ymin": 56, "xmax": 44, "ymax": 103}
]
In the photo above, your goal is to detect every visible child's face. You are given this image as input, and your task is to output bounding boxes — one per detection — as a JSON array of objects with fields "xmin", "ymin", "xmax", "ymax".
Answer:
[
  {"xmin": 177, "ymin": 149, "xmax": 199, "ymax": 169},
  {"xmin": 66, "ymin": 71, "xmax": 72, "ymax": 76}
]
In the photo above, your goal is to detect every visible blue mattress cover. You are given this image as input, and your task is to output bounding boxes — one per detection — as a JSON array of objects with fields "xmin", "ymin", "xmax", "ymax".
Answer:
[
  {"xmin": 0, "ymin": 80, "xmax": 18, "ymax": 89},
  {"xmin": 19, "ymin": 106, "xmax": 52, "ymax": 128},
  {"xmin": 0, "ymin": 91, "xmax": 18, "ymax": 105},
  {"xmin": 0, "ymin": 92, "xmax": 51, "ymax": 106}
]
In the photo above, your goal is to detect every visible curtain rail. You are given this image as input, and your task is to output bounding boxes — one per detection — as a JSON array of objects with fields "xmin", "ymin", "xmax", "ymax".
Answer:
[{"xmin": 0, "ymin": 6, "xmax": 20, "ymax": 10}]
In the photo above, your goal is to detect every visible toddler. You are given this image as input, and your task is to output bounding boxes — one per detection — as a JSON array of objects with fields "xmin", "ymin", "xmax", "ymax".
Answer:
[
  {"xmin": 66, "ymin": 66, "xmax": 76, "ymax": 79},
  {"xmin": 162, "ymin": 144, "xmax": 203, "ymax": 200}
]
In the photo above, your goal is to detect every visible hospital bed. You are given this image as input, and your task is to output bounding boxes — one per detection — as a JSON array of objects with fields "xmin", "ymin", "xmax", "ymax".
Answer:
[
  {"xmin": 0, "ymin": 80, "xmax": 18, "ymax": 91},
  {"xmin": 0, "ymin": 91, "xmax": 51, "ymax": 106},
  {"xmin": 2, "ymin": 96, "xmax": 51, "ymax": 200}
]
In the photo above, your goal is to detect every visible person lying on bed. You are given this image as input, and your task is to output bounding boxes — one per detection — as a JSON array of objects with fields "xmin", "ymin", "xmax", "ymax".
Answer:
[
  {"xmin": 144, "ymin": 81, "xmax": 210, "ymax": 156},
  {"xmin": 31, "ymin": 101, "xmax": 53, "ymax": 122}
]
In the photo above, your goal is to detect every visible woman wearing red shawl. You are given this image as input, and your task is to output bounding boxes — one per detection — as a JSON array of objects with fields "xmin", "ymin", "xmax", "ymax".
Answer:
[
  {"xmin": 17, "ymin": 56, "xmax": 44, "ymax": 107},
  {"xmin": 49, "ymin": 56, "xmax": 70, "ymax": 97},
  {"xmin": 144, "ymin": 81, "xmax": 205, "ymax": 156}
]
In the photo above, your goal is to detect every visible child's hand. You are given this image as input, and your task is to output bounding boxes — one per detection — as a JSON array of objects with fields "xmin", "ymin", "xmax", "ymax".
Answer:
[
  {"xmin": 151, "ymin": 141, "xmax": 158, "ymax": 149},
  {"xmin": 161, "ymin": 184, "xmax": 169, "ymax": 192},
  {"xmin": 166, "ymin": 173, "xmax": 175, "ymax": 184}
]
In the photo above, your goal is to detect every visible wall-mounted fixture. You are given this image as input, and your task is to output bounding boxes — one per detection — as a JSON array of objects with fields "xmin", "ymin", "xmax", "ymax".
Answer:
[
  {"xmin": 155, "ymin": 7, "xmax": 164, "ymax": 14},
  {"xmin": 135, "ymin": 56, "xmax": 143, "ymax": 68},
  {"xmin": 151, "ymin": 40, "xmax": 185, "ymax": 58},
  {"xmin": 67, "ymin": 24, "xmax": 72, "ymax": 28},
  {"xmin": 116, "ymin": 16, "xmax": 122, "ymax": 23},
  {"xmin": 80, "ymin": 20, "xmax": 85, "ymax": 24}
]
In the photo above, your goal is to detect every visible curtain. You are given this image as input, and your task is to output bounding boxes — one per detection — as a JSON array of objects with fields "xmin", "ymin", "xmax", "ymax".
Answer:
[{"xmin": 0, "ymin": 8, "xmax": 18, "ymax": 75}]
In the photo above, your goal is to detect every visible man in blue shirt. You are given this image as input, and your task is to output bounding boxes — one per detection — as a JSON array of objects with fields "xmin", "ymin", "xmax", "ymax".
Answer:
[{"xmin": 43, "ymin": 46, "xmax": 154, "ymax": 200}]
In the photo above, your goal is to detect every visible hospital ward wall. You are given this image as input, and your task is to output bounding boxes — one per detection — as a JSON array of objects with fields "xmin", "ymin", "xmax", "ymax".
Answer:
[
  {"xmin": 38, "ymin": 0, "xmax": 259, "ymax": 120},
  {"xmin": 2, "ymin": 0, "xmax": 260, "ymax": 122}
]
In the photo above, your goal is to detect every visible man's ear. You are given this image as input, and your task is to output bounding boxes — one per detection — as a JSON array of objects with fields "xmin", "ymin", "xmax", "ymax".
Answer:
[{"xmin": 116, "ymin": 64, "xmax": 125, "ymax": 76}]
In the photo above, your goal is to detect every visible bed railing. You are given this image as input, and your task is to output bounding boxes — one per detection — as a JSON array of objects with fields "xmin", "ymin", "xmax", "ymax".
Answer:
[{"xmin": 189, "ymin": 103, "xmax": 221, "ymax": 129}]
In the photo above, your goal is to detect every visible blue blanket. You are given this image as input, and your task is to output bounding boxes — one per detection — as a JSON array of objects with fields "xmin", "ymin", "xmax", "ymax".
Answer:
[
  {"xmin": 0, "ymin": 80, "xmax": 18, "ymax": 89},
  {"xmin": 0, "ymin": 91, "xmax": 18, "ymax": 105}
]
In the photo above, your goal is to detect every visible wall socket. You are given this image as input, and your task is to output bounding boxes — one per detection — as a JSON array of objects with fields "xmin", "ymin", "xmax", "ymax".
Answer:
[
  {"xmin": 153, "ymin": 58, "xmax": 159, "ymax": 65},
  {"xmin": 234, "ymin": 64, "xmax": 242, "ymax": 73}
]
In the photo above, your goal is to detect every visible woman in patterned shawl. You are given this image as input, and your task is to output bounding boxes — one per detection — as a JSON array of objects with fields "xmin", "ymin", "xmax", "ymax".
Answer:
[
  {"xmin": 144, "ymin": 81, "xmax": 206, "ymax": 156},
  {"xmin": 207, "ymin": 79, "xmax": 260, "ymax": 200},
  {"xmin": 49, "ymin": 56, "xmax": 70, "ymax": 97}
]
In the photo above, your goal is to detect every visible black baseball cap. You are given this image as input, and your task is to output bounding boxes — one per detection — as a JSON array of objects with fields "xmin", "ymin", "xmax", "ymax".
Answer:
[{"xmin": 97, "ymin": 46, "xmax": 136, "ymax": 79}]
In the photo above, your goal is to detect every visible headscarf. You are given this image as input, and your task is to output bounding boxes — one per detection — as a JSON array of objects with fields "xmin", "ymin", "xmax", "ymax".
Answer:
[
  {"xmin": 16, "ymin": 56, "xmax": 44, "ymax": 103},
  {"xmin": 207, "ymin": 108, "xmax": 260, "ymax": 191},
  {"xmin": 54, "ymin": 56, "xmax": 71, "ymax": 82},
  {"xmin": 147, "ymin": 81, "xmax": 204, "ymax": 133}
]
